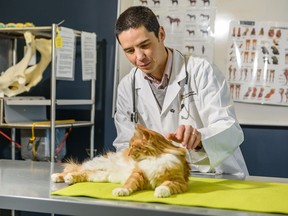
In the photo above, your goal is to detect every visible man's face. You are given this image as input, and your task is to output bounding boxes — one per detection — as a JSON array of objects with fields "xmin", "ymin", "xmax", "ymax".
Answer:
[{"xmin": 118, "ymin": 25, "xmax": 166, "ymax": 80}]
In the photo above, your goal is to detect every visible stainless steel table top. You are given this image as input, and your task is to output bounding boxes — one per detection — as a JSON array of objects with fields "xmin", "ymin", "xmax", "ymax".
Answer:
[{"xmin": 0, "ymin": 159, "xmax": 286, "ymax": 216}]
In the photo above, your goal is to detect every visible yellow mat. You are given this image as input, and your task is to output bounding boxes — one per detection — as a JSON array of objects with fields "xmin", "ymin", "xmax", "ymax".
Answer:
[{"xmin": 51, "ymin": 177, "xmax": 288, "ymax": 214}]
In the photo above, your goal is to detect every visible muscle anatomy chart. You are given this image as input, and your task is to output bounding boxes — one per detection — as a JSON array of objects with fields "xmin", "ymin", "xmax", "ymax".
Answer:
[{"xmin": 226, "ymin": 20, "xmax": 288, "ymax": 106}]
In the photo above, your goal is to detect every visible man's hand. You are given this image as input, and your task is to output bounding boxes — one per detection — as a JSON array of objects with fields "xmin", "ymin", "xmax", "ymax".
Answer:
[{"xmin": 166, "ymin": 125, "xmax": 202, "ymax": 150}]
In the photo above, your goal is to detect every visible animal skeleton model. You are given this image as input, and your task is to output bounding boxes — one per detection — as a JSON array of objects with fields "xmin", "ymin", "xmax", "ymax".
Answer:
[{"xmin": 0, "ymin": 31, "xmax": 51, "ymax": 97}]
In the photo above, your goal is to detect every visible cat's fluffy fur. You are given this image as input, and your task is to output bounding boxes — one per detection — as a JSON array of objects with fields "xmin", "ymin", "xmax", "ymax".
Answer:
[{"xmin": 51, "ymin": 124, "xmax": 190, "ymax": 198}]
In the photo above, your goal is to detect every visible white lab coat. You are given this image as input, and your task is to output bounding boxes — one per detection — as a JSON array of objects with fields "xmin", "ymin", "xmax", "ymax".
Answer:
[{"xmin": 113, "ymin": 49, "xmax": 249, "ymax": 177}]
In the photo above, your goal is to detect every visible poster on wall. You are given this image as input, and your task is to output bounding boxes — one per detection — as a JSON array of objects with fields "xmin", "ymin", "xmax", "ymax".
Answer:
[
  {"xmin": 56, "ymin": 27, "xmax": 76, "ymax": 80},
  {"xmin": 133, "ymin": 0, "xmax": 216, "ymax": 63},
  {"xmin": 226, "ymin": 20, "xmax": 288, "ymax": 106}
]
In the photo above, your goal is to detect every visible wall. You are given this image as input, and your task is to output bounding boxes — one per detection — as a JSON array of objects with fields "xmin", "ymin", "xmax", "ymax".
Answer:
[{"xmin": 241, "ymin": 125, "xmax": 288, "ymax": 178}]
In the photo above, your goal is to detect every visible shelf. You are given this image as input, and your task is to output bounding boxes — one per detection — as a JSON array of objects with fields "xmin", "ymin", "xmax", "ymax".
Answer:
[
  {"xmin": 56, "ymin": 99, "xmax": 94, "ymax": 105},
  {"xmin": 0, "ymin": 120, "xmax": 93, "ymax": 129},
  {"xmin": 3, "ymin": 99, "xmax": 94, "ymax": 106},
  {"xmin": 0, "ymin": 26, "xmax": 81, "ymax": 39},
  {"xmin": 0, "ymin": 24, "xmax": 96, "ymax": 161}
]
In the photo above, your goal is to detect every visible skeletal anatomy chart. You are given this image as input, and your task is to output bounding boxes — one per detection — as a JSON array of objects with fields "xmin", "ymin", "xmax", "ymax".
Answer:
[
  {"xmin": 134, "ymin": 0, "xmax": 216, "ymax": 63},
  {"xmin": 226, "ymin": 21, "xmax": 288, "ymax": 106}
]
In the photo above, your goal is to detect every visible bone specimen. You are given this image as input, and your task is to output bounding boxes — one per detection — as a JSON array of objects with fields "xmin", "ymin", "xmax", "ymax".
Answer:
[
  {"xmin": 0, "ymin": 31, "xmax": 51, "ymax": 97},
  {"xmin": 0, "ymin": 32, "xmax": 36, "ymax": 93}
]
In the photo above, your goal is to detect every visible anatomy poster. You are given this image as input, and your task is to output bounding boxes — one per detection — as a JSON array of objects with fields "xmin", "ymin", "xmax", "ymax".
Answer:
[
  {"xmin": 133, "ymin": 0, "xmax": 216, "ymax": 63},
  {"xmin": 226, "ymin": 20, "xmax": 288, "ymax": 106}
]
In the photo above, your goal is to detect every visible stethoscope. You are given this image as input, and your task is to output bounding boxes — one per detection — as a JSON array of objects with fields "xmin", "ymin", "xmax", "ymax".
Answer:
[{"xmin": 130, "ymin": 50, "xmax": 191, "ymax": 123}]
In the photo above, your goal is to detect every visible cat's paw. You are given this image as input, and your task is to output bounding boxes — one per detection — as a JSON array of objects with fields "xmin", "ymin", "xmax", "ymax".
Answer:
[
  {"xmin": 112, "ymin": 188, "xmax": 131, "ymax": 196},
  {"xmin": 154, "ymin": 185, "xmax": 171, "ymax": 198},
  {"xmin": 51, "ymin": 173, "xmax": 64, "ymax": 183}
]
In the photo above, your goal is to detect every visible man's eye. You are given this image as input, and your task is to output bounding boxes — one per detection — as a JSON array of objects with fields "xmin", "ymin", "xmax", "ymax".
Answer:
[
  {"xmin": 141, "ymin": 44, "xmax": 149, "ymax": 49},
  {"xmin": 125, "ymin": 49, "xmax": 134, "ymax": 54}
]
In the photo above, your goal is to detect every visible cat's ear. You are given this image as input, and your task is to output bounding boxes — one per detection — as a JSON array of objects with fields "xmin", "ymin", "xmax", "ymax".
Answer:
[
  {"xmin": 135, "ymin": 124, "xmax": 146, "ymax": 132},
  {"xmin": 135, "ymin": 124, "xmax": 150, "ymax": 140},
  {"xmin": 134, "ymin": 124, "xmax": 143, "ymax": 137}
]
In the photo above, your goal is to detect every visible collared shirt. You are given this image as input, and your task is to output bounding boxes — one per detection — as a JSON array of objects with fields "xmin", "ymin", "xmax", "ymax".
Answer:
[
  {"xmin": 143, "ymin": 48, "xmax": 173, "ymax": 110},
  {"xmin": 144, "ymin": 48, "xmax": 173, "ymax": 89}
]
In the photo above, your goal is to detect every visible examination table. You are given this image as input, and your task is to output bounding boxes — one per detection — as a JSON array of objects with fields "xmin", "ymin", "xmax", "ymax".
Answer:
[{"xmin": 0, "ymin": 159, "xmax": 287, "ymax": 216}]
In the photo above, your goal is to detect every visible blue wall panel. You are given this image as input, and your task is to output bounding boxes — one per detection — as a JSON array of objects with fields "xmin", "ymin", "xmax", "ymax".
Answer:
[{"xmin": 241, "ymin": 125, "xmax": 288, "ymax": 178}]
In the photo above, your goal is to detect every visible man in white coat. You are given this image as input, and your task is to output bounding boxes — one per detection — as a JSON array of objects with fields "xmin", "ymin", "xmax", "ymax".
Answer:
[{"xmin": 113, "ymin": 6, "xmax": 249, "ymax": 177}]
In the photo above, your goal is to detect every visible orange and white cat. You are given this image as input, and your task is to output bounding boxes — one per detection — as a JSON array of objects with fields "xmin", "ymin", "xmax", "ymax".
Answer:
[{"xmin": 51, "ymin": 124, "xmax": 190, "ymax": 198}]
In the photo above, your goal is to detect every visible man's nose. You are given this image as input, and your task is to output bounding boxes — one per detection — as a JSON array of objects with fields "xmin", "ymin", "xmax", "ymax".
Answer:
[{"xmin": 135, "ymin": 49, "xmax": 145, "ymax": 61}]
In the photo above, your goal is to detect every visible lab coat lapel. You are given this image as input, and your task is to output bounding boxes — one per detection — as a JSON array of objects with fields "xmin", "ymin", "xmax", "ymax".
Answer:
[
  {"xmin": 135, "ymin": 70, "xmax": 161, "ymax": 113},
  {"xmin": 161, "ymin": 50, "xmax": 186, "ymax": 115}
]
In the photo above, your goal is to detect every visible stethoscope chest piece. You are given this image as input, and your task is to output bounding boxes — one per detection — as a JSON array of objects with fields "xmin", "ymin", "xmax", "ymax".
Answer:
[{"xmin": 130, "ymin": 111, "xmax": 138, "ymax": 123}]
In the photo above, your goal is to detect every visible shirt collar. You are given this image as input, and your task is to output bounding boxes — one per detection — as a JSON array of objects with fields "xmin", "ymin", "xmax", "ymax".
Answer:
[{"xmin": 144, "ymin": 48, "xmax": 173, "ymax": 89}]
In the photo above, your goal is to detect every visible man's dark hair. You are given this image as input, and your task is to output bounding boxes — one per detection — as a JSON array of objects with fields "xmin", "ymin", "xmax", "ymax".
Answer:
[{"xmin": 115, "ymin": 6, "xmax": 160, "ymax": 43}]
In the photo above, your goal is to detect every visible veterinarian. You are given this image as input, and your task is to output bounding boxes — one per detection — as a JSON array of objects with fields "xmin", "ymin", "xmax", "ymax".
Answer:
[{"xmin": 113, "ymin": 6, "xmax": 249, "ymax": 177}]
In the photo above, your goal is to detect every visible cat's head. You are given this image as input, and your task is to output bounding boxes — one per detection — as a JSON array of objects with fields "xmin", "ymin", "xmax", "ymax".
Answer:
[{"xmin": 128, "ymin": 124, "xmax": 187, "ymax": 161}]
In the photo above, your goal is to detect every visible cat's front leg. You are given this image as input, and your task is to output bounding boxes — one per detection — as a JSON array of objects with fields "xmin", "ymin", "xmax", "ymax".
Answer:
[
  {"xmin": 155, "ymin": 179, "xmax": 189, "ymax": 197},
  {"xmin": 154, "ymin": 185, "xmax": 171, "ymax": 198},
  {"xmin": 112, "ymin": 169, "xmax": 146, "ymax": 196},
  {"xmin": 112, "ymin": 187, "xmax": 133, "ymax": 196}
]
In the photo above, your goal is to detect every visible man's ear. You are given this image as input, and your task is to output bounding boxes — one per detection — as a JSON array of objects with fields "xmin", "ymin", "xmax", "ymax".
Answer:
[{"xmin": 158, "ymin": 26, "xmax": 166, "ymax": 42}]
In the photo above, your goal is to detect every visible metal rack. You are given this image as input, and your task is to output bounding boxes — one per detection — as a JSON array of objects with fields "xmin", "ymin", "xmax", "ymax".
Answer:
[{"xmin": 0, "ymin": 24, "xmax": 95, "ymax": 161}]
